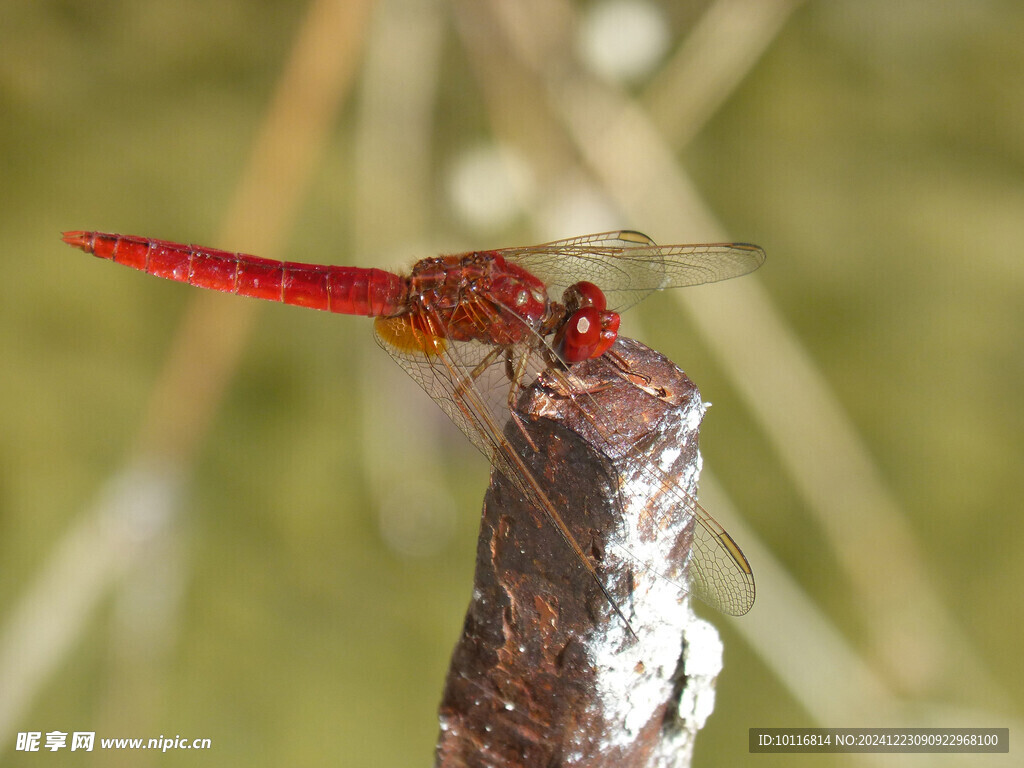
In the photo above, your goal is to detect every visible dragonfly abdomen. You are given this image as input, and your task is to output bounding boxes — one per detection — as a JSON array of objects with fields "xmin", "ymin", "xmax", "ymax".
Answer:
[{"xmin": 62, "ymin": 231, "xmax": 407, "ymax": 316}]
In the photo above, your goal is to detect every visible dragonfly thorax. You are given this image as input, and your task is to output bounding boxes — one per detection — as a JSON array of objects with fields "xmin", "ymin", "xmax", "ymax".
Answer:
[{"xmin": 405, "ymin": 251, "xmax": 551, "ymax": 346}]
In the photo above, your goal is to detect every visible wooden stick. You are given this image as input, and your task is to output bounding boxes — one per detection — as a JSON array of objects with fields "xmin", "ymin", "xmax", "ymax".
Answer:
[{"xmin": 436, "ymin": 338, "xmax": 723, "ymax": 767}]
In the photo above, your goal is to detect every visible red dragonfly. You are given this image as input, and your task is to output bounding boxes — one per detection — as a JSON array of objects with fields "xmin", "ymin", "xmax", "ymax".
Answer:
[{"xmin": 63, "ymin": 229, "xmax": 762, "ymax": 622}]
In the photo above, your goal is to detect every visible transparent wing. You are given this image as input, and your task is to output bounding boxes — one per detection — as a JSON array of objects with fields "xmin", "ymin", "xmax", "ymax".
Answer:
[
  {"xmin": 373, "ymin": 309, "xmax": 755, "ymax": 617},
  {"xmin": 533, "ymin": 357, "xmax": 756, "ymax": 617},
  {"xmin": 373, "ymin": 314, "xmax": 515, "ymax": 468},
  {"xmin": 373, "ymin": 312, "xmax": 641, "ymax": 627},
  {"xmin": 688, "ymin": 499, "xmax": 756, "ymax": 615},
  {"xmin": 498, "ymin": 230, "xmax": 765, "ymax": 312}
]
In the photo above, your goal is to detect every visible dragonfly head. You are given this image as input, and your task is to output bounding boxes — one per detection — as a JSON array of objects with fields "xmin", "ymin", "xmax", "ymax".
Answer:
[{"xmin": 554, "ymin": 281, "xmax": 620, "ymax": 362}]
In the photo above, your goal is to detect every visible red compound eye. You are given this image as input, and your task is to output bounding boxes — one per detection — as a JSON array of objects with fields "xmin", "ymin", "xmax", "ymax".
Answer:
[
  {"xmin": 555, "ymin": 307, "xmax": 621, "ymax": 362},
  {"xmin": 568, "ymin": 280, "xmax": 606, "ymax": 311}
]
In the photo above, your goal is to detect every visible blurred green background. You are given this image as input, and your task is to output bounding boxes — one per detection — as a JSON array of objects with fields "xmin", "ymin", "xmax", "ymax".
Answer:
[{"xmin": 1, "ymin": 0, "xmax": 1021, "ymax": 766}]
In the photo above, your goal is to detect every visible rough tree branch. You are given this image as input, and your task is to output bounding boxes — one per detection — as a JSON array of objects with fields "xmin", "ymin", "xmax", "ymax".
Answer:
[{"xmin": 436, "ymin": 338, "xmax": 724, "ymax": 768}]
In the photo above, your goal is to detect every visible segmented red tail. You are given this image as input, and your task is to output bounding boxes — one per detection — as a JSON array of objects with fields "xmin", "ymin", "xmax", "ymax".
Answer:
[{"xmin": 62, "ymin": 231, "xmax": 407, "ymax": 317}]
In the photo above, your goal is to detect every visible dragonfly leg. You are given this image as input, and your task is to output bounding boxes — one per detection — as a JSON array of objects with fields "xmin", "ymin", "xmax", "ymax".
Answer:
[
  {"xmin": 448, "ymin": 343, "xmax": 540, "ymax": 452},
  {"xmin": 504, "ymin": 349, "xmax": 541, "ymax": 453},
  {"xmin": 467, "ymin": 344, "xmax": 505, "ymax": 382},
  {"xmin": 450, "ymin": 344, "xmax": 504, "ymax": 400},
  {"xmin": 606, "ymin": 348, "xmax": 670, "ymax": 399}
]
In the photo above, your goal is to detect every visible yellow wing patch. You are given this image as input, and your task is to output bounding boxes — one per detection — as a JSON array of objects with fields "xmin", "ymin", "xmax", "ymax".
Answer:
[{"xmin": 374, "ymin": 315, "xmax": 447, "ymax": 357}]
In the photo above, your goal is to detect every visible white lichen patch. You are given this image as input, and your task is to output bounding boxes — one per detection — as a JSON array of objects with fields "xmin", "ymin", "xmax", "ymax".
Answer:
[
  {"xmin": 679, "ymin": 616, "xmax": 724, "ymax": 730},
  {"xmin": 581, "ymin": 384, "xmax": 719, "ymax": 754},
  {"xmin": 657, "ymin": 445, "xmax": 682, "ymax": 473}
]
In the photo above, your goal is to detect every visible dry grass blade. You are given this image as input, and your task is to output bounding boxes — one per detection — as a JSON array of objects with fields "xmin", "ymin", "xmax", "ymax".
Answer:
[
  {"xmin": 0, "ymin": 0, "xmax": 373, "ymax": 745},
  {"xmin": 456, "ymin": 0, "xmax": 1011, "ymax": 730}
]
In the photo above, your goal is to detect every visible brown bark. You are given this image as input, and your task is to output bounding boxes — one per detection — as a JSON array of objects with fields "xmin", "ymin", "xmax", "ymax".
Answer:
[{"xmin": 436, "ymin": 338, "xmax": 723, "ymax": 768}]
